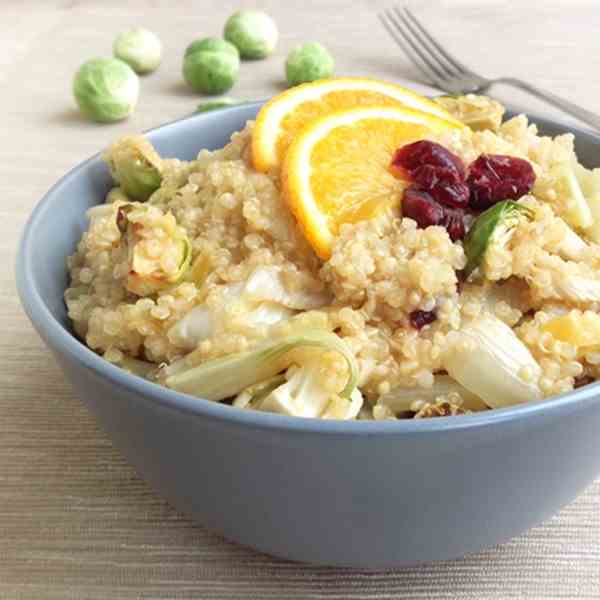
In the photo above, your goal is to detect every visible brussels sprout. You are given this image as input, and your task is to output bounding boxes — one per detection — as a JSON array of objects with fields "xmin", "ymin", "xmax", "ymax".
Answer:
[
  {"xmin": 223, "ymin": 10, "xmax": 278, "ymax": 59},
  {"xmin": 184, "ymin": 37, "xmax": 239, "ymax": 59},
  {"xmin": 285, "ymin": 42, "xmax": 334, "ymax": 86},
  {"xmin": 182, "ymin": 37, "xmax": 240, "ymax": 94},
  {"xmin": 117, "ymin": 204, "xmax": 192, "ymax": 297},
  {"xmin": 113, "ymin": 27, "xmax": 162, "ymax": 74},
  {"xmin": 105, "ymin": 186, "xmax": 130, "ymax": 205},
  {"xmin": 434, "ymin": 95, "xmax": 505, "ymax": 131},
  {"xmin": 73, "ymin": 57, "xmax": 139, "ymax": 123},
  {"xmin": 103, "ymin": 135, "xmax": 163, "ymax": 201},
  {"xmin": 196, "ymin": 97, "xmax": 241, "ymax": 113},
  {"xmin": 463, "ymin": 200, "xmax": 533, "ymax": 276}
]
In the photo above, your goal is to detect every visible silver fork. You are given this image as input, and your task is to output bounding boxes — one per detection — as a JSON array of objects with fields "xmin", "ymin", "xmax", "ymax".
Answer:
[{"xmin": 379, "ymin": 5, "xmax": 600, "ymax": 131}]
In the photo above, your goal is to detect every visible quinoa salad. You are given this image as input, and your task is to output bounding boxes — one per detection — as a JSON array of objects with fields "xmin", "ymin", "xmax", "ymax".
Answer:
[{"xmin": 65, "ymin": 81, "xmax": 600, "ymax": 420}]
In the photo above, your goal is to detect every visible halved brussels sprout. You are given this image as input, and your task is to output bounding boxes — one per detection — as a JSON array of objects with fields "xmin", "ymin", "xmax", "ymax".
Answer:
[
  {"xmin": 104, "ymin": 135, "xmax": 163, "ymax": 201},
  {"xmin": 117, "ymin": 204, "xmax": 192, "ymax": 296},
  {"xmin": 463, "ymin": 200, "xmax": 532, "ymax": 277},
  {"xmin": 434, "ymin": 94, "xmax": 504, "ymax": 131}
]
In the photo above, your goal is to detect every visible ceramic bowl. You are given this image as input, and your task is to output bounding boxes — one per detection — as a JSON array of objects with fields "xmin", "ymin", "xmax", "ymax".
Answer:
[{"xmin": 16, "ymin": 103, "xmax": 600, "ymax": 568}]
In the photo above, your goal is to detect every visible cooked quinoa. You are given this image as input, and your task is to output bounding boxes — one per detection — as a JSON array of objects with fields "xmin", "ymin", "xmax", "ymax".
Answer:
[{"xmin": 66, "ymin": 94, "xmax": 600, "ymax": 420}]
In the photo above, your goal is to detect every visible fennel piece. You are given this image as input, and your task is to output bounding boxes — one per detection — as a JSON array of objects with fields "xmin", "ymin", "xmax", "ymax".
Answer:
[
  {"xmin": 163, "ymin": 330, "xmax": 358, "ymax": 402},
  {"xmin": 377, "ymin": 374, "xmax": 488, "ymax": 414},
  {"xmin": 443, "ymin": 313, "xmax": 542, "ymax": 408},
  {"xmin": 233, "ymin": 376, "xmax": 287, "ymax": 410}
]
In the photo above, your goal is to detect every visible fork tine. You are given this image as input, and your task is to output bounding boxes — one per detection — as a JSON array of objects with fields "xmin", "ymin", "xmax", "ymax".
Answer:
[
  {"xmin": 402, "ymin": 6, "xmax": 473, "ymax": 76},
  {"xmin": 381, "ymin": 9, "xmax": 445, "ymax": 84},
  {"xmin": 378, "ymin": 11, "xmax": 440, "ymax": 86},
  {"xmin": 392, "ymin": 6, "xmax": 458, "ymax": 79}
]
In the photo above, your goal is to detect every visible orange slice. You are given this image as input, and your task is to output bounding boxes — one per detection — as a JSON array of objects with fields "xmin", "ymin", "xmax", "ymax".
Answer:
[
  {"xmin": 252, "ymin": 77, "xmax": 461, "ymax": 173},
  {"xmin": 282, "ymin": 105, "xmax": 461, "ymax": 259}
]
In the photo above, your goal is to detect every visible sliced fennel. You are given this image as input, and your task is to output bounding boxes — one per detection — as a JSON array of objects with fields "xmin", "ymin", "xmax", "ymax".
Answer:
[
  {"xmin": 443, "ymin": 313, "xmax": 542, "ymax": 408},
  {"xmin": 257, "ymin": 362, "xmax": 341, "ymax": 418},
  {"xmin": 168, "ymin": 264, "xmax": 330, "ymax": 351},
  {"xmin": 556, "ymin": 276, "xmax": 600, "ymax": 304},
  {"xmin": 584, "ymin": 195, "xmax": 600, "ymax": 243},
  {"xmin": 233, "ymin": 375, "xmax": 286, "ymax": 410},
  {"xmin": 463, "ymin": 201, "xmax": 532, "ymax": 277},
  {"xmin": 245, "ymin": 302, "xmax": 296, "ymax": 328},
  {"xmin": 233, "ymin": 366, "xmax": 363, "ymax": 420},
  {"xmin": 550, "ymin": 162, "xmax": 592, "ymax": 229},
  {"xmin": 556, "ymin": 224, "xmax": 588, "ymax": 260},
  {"xmin": 376, "ymin": 374, "xmax": 489, "ymax": 413},
  {"xmin": 168, "ymin": 304, "xmax": 217, "ymax": 350},
  {"xmin": 320, "ymin": 388, "xmax": 364, "ymax": 420},
  {"xmin": 168, "ymin": 282, "xmax": 293, "ymax": 351},
  {"xmin": 575, "ymin": 163, "xmax": 600, "ymax": 243},
  {"xmin": 244, "ymin": 266, "xmax": 331, "ymax": 310},
  {"xmin": 163, "ymin": 330, "xmax": 358, "ymax": 402}
]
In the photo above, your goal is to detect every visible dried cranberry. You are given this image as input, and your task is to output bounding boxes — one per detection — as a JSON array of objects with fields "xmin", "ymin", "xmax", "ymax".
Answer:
[
  {"xmin": 466, "ymin": 154, "xmax": 535, "ymax": 210},
  {"xmin": 402, "ymin": 187, "xmax": 445, "ymax": 228},
  {"xmin": 391, "ymin": 140, "xmax": 465, "ymax": 181},
  {"xmin": 410, "ymin": 165, "xmax": 470, "ymax": 208},
  {"xmin": 428, "ymin": 181, "xmax": 470, "ymax": 209},
  {"xmin": 402, "ymin": 187, "xmax": 467, "ymax": 240},
  {"xmin": 442, "ymin": 209, "xmax": 466, "ymax": 241},
  {"xmin": 412, "ymin": 164, "xmax": 462, "ymax": 187},
  {"xmin": 409, "ymin": 309, "xmax": 437, "ymax": 330}
]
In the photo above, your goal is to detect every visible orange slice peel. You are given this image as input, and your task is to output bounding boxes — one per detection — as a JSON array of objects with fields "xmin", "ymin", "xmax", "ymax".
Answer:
[
  {"xmin": 281, "ymin": 105, "xmax": 462, "ymax": 259},
  {"xmin": 252, "ymin": 77, "xmax": 461, "ymax": 173}
]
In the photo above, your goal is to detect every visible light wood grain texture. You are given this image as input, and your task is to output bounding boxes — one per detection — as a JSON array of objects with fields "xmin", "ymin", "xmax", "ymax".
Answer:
[{"xmin": 3, "ymin": 1, "xmax": 600, "ymax": 598}]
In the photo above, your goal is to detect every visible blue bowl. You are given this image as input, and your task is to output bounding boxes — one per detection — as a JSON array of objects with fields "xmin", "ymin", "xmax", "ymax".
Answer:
[{"xmin": 16, "ymin": 102, "xmax": 600, "ymax": 568}]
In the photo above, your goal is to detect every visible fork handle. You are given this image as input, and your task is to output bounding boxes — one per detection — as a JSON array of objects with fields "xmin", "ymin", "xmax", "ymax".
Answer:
[{"xmin": 492, "ymin": 77, "xmax": 600, "ymax": 131}]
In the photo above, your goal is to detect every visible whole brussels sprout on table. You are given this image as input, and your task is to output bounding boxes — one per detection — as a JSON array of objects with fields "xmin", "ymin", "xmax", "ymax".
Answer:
[
  {"xmin": 113, "ymin": 27, "xmax": 162, "ymax": 74},
  {"xmin": 73, "ymin": 57, "xmax": 139, "ymax": 123},
  {"xmin": 70, "ymin": 11, "xmax": 339, "ymax": 122},
  {"xmin": 224, "ymin": 10, "xmax": 278, "ymax": 59},
  {"xmin": 183, "ymin": 37, "xmax": 240, "ymax": 94},
  {"xmin": 285, "ymin": 42, "xmax": 335, "ymax": 86}
]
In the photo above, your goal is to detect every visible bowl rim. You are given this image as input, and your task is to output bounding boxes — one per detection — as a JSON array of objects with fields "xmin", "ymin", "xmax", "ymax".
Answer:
[{"xmin": 16, "ymin": 101, "xmax": 600, "ymax": 435}]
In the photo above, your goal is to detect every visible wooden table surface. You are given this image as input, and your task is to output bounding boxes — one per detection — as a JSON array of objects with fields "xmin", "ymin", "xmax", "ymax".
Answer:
[{"xmin": 3, "ymin": 1, "xmax": 600, "ymax": 598}]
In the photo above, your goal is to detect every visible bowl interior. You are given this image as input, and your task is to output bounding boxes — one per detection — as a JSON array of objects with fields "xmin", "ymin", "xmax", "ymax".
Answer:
[
  {"xmin": 16, "ymin": 102, "xmax": 600, "ymax": 427},
  {"xmin": 22, "ymin": 103, "xmax": 262, "ymax": 335}
]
